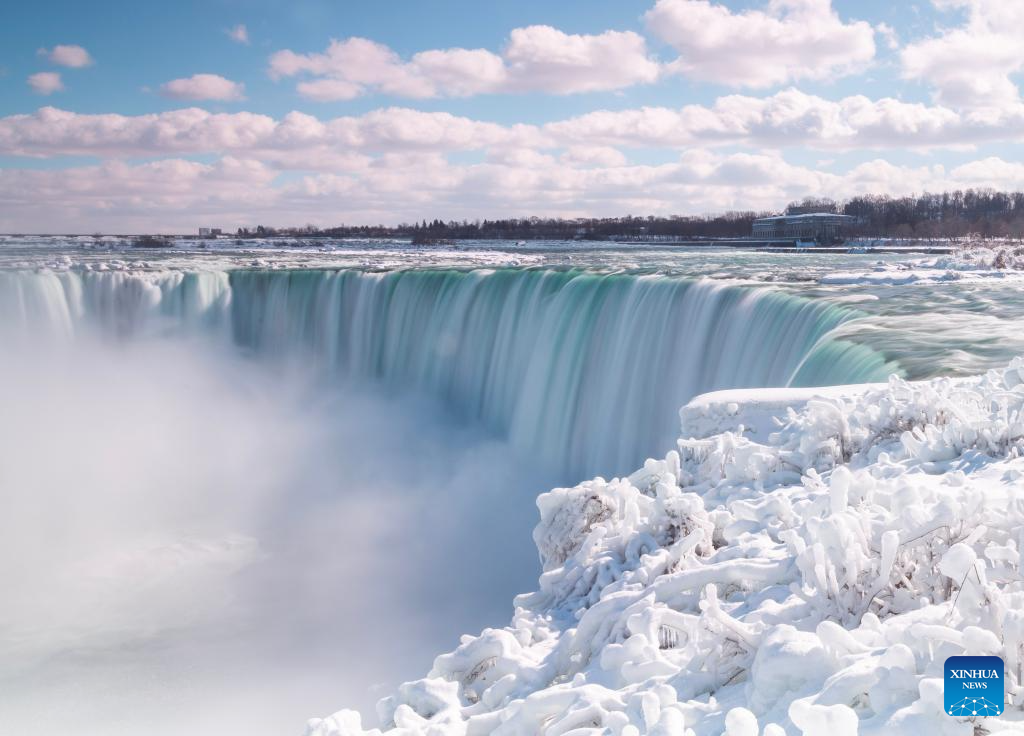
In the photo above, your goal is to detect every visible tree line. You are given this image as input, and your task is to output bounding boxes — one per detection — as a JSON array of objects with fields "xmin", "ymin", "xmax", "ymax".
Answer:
[
  {"xmin": 842, "ymin": 190, "xmax": 1024, "ymax": 238},
  {"xmin": 233, "ymin": 188, "xmax": 1024, "ymax": 241}
]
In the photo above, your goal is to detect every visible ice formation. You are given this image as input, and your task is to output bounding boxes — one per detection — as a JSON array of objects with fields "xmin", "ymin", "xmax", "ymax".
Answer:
[
  {"xmin": 822, "ymin": 243, "xmax": 1024, "ymax": 286},
  {"xmin": 308, "ymin": 359, "xmax": 1024, "ymax": 735}
]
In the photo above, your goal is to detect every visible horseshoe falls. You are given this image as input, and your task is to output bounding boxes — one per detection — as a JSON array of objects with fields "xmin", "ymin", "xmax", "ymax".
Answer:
[
  {"xmin": 7, "ymin": 241, "xmax": 1024, "ymax": 736},
  {"xmin": 0, "ymin": 266, "xmax": 894, "ymax": 479}
]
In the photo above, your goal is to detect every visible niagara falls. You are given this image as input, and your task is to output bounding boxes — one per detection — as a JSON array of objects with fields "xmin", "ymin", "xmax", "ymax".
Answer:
[
  {"xmin": 6, "ymin": 1, "xmax": 1024, "ymax": 735},
  {"xmin": 5, "ymin": 236, "xmax": 1024, "ymax": 736}
]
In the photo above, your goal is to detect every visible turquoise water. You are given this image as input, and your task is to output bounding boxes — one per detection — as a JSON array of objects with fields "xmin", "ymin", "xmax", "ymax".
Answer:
[
  {"xmin": 3, "ymin": 237, "xmax": 1021, "ymax": 474},
  {"xmin": 0, "ymin": 265, "xmax": 896, "ymax": 478}
]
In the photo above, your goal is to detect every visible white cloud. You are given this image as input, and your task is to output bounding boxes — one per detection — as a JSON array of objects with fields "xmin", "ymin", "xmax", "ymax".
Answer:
[
  {"xmin": 949, "ymin": 156, "xmax": 1024, "ymax": 187},
  {"xmin": 38, "ymin": 44, "xmax": 93, "ymax": 68},
  {"xmin": 486, "ymin": 147, "xmax": 557, "ymax": 168},
  {"xmin": 545, "ymin": 88, "xmax": 1024, "ymax": 150},
  {"xmin": 268, "ymin": 26, "xmax": 659, "ymax": 100},
  {"xmin": 27, "ymin": 72, "xmax": 63, "ymax": 95},
  {"xmin": 0, "ymin": 107, "xmax": 546, "ymax": 160},
  {"xmin": 402, "ymin": 47, "xmax": 508, "ymax": 97},
  {"xmin": 269, "ymin": 38, "xmax": 446, "ymax": 99},
  {"xmin": 501, "ymin": 26, "xmax": 659, "ymax": 94},
  {"xmin": 296, "ymin": 78, "xmax": 364, "ymax": 102},
  {"xmin": 5, "ymin": 91, "xmax": 1024, "ymax": 169},
  {"xmin": 645, "ymin": 0, "xmax": 876, "ymax": 87},
  {"xmin": 0, "ymin": 157, "xmax": 277, "ymax": 233},
  {"xmin": 6, "ymin": 149, "xmax": 1024, "ymax": 233},
  {"xmin": 227, "ymin": 24, "xmax": 249, "ymax": 45},
  {"xmin": 159, "ymin": 74, "xmax": 246, "ymax": 102},
  {"xmin": 560, "ymin": 145, "xmax": 628, "ymax": 168},
  {"xmin": 901, "ymin": 0, "xmax": 1024, "ymax": 108},
  {"xmin": 875, "ymin": 22, "xmax": 899, "ymax": 51}
]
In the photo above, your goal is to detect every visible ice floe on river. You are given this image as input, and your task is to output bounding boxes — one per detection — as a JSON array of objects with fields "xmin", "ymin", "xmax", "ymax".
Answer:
[
  {"xmin": 822, "ymin": 245, "xmax": 1024, "ymax": 286},
  {"xmin": 308, "ymin": 358, "xmax": 1024, "ymax": 735}
]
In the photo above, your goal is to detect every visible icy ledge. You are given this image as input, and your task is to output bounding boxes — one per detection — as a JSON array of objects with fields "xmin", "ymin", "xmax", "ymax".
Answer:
[{"xmin": 308, "ymin": 361, "xmax": 1024, "ymax": 736}]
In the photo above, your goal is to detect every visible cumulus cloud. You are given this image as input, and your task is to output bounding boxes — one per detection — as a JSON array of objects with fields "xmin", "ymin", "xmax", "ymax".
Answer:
[
  {"xmin": 268, "ymin": 26, "xmax": 659, "ymax": 100},
  {"xmin": 501, "ymin": 26, "xmax": 660, "ymax": 94},
  {"xmin": 0, "ymin": 151, "xmax": 799, "ymax": 231},
  {"xmin": 0, "ymin": 157, "xmax": 277, "ymax": 232},
  {"xmin": 4, "ymin": 146, "xmax": 1024, "ymax": 233},
  {"xmin": 227, "ymin": 24, "xmax": 249, "ymax": 45},
  {"xmin": 645, "ymin": 0, "xmax": 876, "ymax": 87},
  {"xmin": 949, "ymin": 156, "xmax": 1024, "ymax": 187},
  {"xmin": 159, "ymin": 74, "xmax": 246, "ymax": 101},
  {"xmin": 27, "ymin": 72, "xmax": 63, "ymax": 95},
  {"xmin": 6, "ymin": 92, "xmax": 1024, "ymax": 168},
  {"xmin": 547, "ymin": 88, "xmax": 1024, "ymax": 150},
  {"xmin": 0, "ymin": 106, "xmax": 546, "ymax": 160},
  {"xmin": 875, "ymin": 22, "xmax": 899, "ymax": 51},
  {"xmin": 38, "ymin": 44, "xmax": 93, "ymax": 68},
  {"xmin": 6, "ymin": 91, "xmax": 1024, "ymax": 167},
  {"xmin": 295, "ymin": 78, "xmax": 364, "ymax": 102},
  {"xmin": 901, "ymin": 0, "xmax": 1024, "ymax": 108},
  {"xmin": 560, "ymin": 145, "xmax": 628, "ymax": 168}
]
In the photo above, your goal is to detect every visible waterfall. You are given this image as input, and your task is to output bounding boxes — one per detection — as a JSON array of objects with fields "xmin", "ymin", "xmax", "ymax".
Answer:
[
  {"xmin": 0, "ymin": 267, "xmax": 897, "ymax": 478},
  {"xmin": 0, "ymin": 269, "xmax": 231, "ymax": 340}
]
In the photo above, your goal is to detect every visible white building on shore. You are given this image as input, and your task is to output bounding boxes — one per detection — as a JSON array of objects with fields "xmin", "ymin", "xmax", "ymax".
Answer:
[{"xmin": 752, "ymin": 213, "xmax": 856, "ymax": 242}]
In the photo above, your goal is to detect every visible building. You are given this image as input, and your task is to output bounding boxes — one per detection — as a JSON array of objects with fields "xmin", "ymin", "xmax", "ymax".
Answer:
[
  {"xmin": 752, "ymin": 213, "xmax": 856, "ymax": 242},
  {"xmin": 198, "ymin": 227, "xmax": 223, "ymax": 237}
]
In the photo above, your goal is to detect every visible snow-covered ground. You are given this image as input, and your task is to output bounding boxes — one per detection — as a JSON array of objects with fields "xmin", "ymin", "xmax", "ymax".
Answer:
[{"xmin": 308, "ymin": 360, "xmax": 1024, "ymax": 735}]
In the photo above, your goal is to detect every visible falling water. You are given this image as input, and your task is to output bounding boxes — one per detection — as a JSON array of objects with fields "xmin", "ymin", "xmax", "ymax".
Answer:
[{"xmin": 0, "ymin": 267, "xmax": 896, "ymax": 478}]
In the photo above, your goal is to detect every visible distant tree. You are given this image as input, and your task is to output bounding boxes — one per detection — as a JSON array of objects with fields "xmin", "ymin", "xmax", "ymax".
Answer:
[{"xmin": 232, "ymin": 187, "xmax": 1024, "ymax": 242}]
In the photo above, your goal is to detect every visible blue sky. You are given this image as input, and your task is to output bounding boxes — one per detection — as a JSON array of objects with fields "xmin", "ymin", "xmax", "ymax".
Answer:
[
  {"xmin": 0, "ymin": 0, "xmax": 924, "ymax": 117},
  {"xmin": 1, "ymin": 0, "xmax": 1022, "ymax": 232}
]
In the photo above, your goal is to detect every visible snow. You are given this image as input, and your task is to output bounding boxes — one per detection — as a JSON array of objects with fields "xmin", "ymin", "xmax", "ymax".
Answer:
[
  {"xmin": 821, "ymin": 270, "xmax": 969, "ymax": 286},
  {"xmin": 0, "ymin": 236, "xmax": 549, "ymax": 273},
  {"xmin": 307, "ymin": 358, "xmax": 1024, "ymax": 735},
  {"xmin": 821, "ymin": 245, "xmax": 1024, "ymax": 286}
]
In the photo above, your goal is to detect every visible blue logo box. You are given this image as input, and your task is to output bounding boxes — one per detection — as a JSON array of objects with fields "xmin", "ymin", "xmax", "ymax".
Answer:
[{"xmin": 945, "ymin": 655, "xmax": 1004, "ymax": 717}]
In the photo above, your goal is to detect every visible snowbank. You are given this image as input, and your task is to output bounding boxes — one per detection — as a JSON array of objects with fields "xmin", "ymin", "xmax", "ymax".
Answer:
[
  {"xmin": 307, "ymin": 360, "xmax": 1024, "ymax": 735},
  {"xmin": 822, "ymin": 244, "xmax": 1024, "ymax": 286}
]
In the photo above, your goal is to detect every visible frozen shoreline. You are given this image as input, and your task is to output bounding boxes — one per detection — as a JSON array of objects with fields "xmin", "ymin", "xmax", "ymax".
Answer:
[{"xmin": 309, "ymin": 364, "xmax": 1024, "ymax": 735}]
